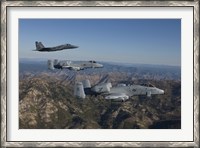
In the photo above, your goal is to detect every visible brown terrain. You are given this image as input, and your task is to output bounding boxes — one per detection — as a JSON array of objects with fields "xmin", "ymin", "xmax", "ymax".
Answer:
[{"xmin": 19, "ymin": 68, "xmax": 181, "ymax": 129}]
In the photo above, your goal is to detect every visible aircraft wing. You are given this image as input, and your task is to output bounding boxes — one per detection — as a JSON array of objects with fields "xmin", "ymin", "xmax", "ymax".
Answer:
[
  {"xmin": 98, "ymin": 74, "xmax": 109, "ymax": 84},
  {"xmin": 62, "ymin": 65, "xmax": 81, "ymax": 71},
  {"xmin": 105, "ymin": 93, "xmax": 129, "ymax": 101}
]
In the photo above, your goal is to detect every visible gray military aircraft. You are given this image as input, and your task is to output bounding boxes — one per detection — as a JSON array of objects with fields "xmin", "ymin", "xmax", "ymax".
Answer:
[
  {"xmin": 34, "ymin": 41, "xmax": 78, "ymax": 52},
  {"xmin": 48, "ymin": 59, "xmax": 103, "ymax": 71},
  {"xmin": 74, "ymin": 79, "xmax": 164, "ymax": 101}
]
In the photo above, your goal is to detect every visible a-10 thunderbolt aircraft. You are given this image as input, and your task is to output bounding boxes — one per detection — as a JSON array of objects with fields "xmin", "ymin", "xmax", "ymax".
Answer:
[
  {"xmin": 48, "ymin": 59, "xmax": 103, "ymax": 71},
  {"xmin": 34, "ymin": 41, "xmax": 78, "ymax": 52},
  {"xmin": 74, "ymin": 79, "xmax": 164, "ymax": 101}
]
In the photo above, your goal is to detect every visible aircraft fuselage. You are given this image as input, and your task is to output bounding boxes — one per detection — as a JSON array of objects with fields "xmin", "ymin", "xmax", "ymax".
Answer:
[
  {"xmin": 35, "ymin": 41, "xmax": 78, "ymax": 52},
  {"xmin": 108, "ymin": 85, "xmax": 164, "ymax": 97},
  {"xmin": 48, "ymin": 59, "xmax": 103, "ymax": 71},
  {"xmin": 85, "ymin": 83, "xmax": 164, "ymax": 98},
  {"xmin": 38, "ymin": 44, "xmax": 78, "ymax": 52}
]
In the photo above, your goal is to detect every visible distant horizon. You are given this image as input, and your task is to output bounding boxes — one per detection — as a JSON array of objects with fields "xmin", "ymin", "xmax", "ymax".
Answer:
[{"xmin": 19, "ymin": 57, "xmax": 181, "ymax": 67}]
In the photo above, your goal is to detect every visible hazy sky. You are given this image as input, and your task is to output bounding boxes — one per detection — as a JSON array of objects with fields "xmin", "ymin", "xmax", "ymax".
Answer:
[{"xmin": 19, "ymin": 19, "xmax": 181, "ymax": 66}]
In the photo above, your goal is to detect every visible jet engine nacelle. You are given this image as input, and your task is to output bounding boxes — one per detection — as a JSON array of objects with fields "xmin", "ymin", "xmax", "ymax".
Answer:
[
  {"xmin": 69, "ymin": 67, "xmax": 81, "ymax": 71},
  {"xmin": 92, "ymin": 83, "xmax": 112, "ymax": 93}
]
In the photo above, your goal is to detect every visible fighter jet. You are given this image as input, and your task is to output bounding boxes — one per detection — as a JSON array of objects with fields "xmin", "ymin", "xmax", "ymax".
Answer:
[
  {"xmin": 74, "ymin": 79, "xmax": 164, "ymax": 101},
  {"xmin": 34, "ymin": 41, "xmax": 78, "ymax": 52},
  {"xmin": 48, "ymin": 59, "xmax": 103, "ymax": 71}
]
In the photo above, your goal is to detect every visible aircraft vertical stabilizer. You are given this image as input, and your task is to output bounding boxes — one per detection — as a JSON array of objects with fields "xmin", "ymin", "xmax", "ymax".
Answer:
[
  {"xmin": 82, "ymin": 79, "xmax": 91, "ymax": 88},
  {"xmin": 54, "ymin": 59, "xmax": 59, "ymax": 65},
  {"xmin": 47, "ymin": 60, "xmax": 54, "ymax": 70},
  {"xmin": 35, "ymin": 41, "xmax": 45, "ymax": 50},
  {"xmin": 74, "ymin": 82, "xmax": 86, "ymax": 99},
  {"xmin": 38, "ymin": 42, "xmax": 45, "ymax": 48}
]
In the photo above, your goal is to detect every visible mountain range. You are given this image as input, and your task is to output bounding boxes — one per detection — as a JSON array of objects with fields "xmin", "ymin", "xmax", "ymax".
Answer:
[{"xmin": 19, "ymin": 59, "xmax": 181, "ymax": 129}]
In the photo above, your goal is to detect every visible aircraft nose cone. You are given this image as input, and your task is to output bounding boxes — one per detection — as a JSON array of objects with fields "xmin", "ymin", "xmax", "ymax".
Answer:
[
  {"xmin": 160, "ymin": 90, "xmax": 164, "ymax": 94},
  {"xmin": 105, "ymin": 96, "xmax": 110, "ymax": 99},
  {"xmin": 98, "ymin": 64, "xmax": 103, "ymax": 68},
  {"xmin": 71, "ymin": 45, "xmax": 78, "ymax": 48}
]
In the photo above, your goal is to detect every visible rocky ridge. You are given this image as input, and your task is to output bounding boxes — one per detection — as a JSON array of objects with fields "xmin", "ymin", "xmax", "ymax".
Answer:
[{"xmin": 19, "ymin": 72, "xmax": 181, "ymax": 129}]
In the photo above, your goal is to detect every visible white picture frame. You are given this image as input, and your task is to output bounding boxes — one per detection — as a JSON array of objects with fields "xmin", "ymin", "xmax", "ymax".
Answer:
[{"xmin": 1, "ymin": 1, "xmax": 199, "ymax": 147}]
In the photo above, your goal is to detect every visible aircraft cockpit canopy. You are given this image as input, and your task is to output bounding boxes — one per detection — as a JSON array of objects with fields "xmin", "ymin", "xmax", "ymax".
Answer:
[
  {"xmin": 141, "ymin": 83, "xmax": 155, "ymax": 87},
  {"xmin": 66, "ymin": 44, "xmax": 71, "ymax": 46},
  {"xmin": 117, "ymin": 83, "xmax": 126, "ymax": 87},
  {"xmin": 149, "ymin": 84, "xmax": 155, "ymax": 87},
  {"xmin": 89, "ymin": 60, "xmax": 96, "ymax": 63}
]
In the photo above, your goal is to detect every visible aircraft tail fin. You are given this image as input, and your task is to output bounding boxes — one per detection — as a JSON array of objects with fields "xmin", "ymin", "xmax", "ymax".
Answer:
[
  {"xmin": 47, "ymin": 60, "xmax": 54, "ymax": 70},
  {"xmin": 82, "ymin": 79, "xmax": 91, "ymax": 88},
  {"xmin": 35, "ymin": 41, "xmax": 45, "ymax": 50},
  {"xmin": 54, "ymin": 59, "xmax": 59, "ymax": 65},
  {"xmin": 82, "ymin": 79, "xmax": 93, "ymax": 95},
  {"xmin": 66, "ymin": 61, "xmax": 71, "ymax": 66},
  {"xmin": 74, "ymin": 82, "xmax": 86, "ymax": 99}
]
